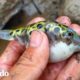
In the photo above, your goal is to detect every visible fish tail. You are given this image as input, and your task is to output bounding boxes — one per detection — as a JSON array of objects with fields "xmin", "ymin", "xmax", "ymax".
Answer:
[{"xmin": 0, "ymin": 30, "xmax": 14, "ymax": 40}]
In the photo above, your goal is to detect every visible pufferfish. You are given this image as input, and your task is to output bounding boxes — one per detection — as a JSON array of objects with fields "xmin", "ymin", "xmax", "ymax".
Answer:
[{"xmin": 0, "ymin": 21, "xmax": 80, "ymax": 63}]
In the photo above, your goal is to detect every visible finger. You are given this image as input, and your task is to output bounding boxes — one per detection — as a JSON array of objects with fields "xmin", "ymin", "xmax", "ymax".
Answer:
[
  {"xmin": 56, "ymin": 16, "xmax": 71, "ymax": 26},
  {"xmin": 3, "ymin": 31, "xmax": 49, "ymax": 80},
  {"xmin": 27, "ymin": 17, "xmax": 45, "ymax": 25},
  {"xmin": 0, "ymin": 17, "xmax": 45, "ymax": 72},
  {"xmin": 39, "ymin": 61, "xmax": 66, "ymax": 80},
  {"xmin": 70, "ymin": 24, "xmax": 80, "ymax": 35},
  {"xmin": 0, "ymin": 41, "xmax": 25, "ymax": 71},
  {"xmin": 56, "ymin": 54, "xmax": 80, "ymax": 80},
  {"xmin": 39, "ymin": 16, "xmax": 71, "ymax": 80}
]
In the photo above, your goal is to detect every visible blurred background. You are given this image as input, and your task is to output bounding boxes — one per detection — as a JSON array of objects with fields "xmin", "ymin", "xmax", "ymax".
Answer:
[{"xmin": 0, "ymin": 0, "xmax": 80, "ymax": 53}]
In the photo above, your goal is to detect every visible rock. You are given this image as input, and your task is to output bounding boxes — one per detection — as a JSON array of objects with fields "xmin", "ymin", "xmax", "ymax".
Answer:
[
  {"xmin": 0, "ymin": 0, "xmax": 63, "ymax": 29},
  {"xmin": 59, "ymin": 0, "xmax": 80, "ymax": 24},
  {"xmin": 23, "ymin": 0, "xmax": 60, "ymax": 20},
  {"xmin": 0, "ymin": 0, "xmax": 23, "ymax": 29},
  {"xmin": 23, "ymin": 2, "xmax": 38, "ymax": 16}
]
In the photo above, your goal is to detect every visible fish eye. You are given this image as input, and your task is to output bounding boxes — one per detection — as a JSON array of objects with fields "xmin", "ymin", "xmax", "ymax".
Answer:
[
  {"xmin": 68, "ymin": 32, "xmax": 73, "ymax": 37},
  {"xmin": 37, "ymin": 24, "xmax": 43, "ymax": 29},
  {"xmin": 67, "ymin": 29, "xmax": 74, "ymax": 37},
  {"xmin": 62, "ymin": 32, "xmax": 73, "ymax": 39}
]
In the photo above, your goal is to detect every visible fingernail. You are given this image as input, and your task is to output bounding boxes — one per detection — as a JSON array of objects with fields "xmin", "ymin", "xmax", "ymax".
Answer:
[{"xmin": 30, "ymin": 31, "xmax": 43, "ymax": 47}]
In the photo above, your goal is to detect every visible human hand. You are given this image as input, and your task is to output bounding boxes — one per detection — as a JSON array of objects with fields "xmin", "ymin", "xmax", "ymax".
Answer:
[
  {"xmin": 39, "ymin": 16, "xmax": 80, "ymax": 80},
  {"xmin": 0, "ymin": 17, "xmax": 49, "ymax": 80},
  {"xmin": 0, "ymin": 16, "xmax": 80, "ymax": 80}
]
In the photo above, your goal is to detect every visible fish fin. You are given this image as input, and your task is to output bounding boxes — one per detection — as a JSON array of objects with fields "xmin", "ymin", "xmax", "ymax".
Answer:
[
  {"xmin": 46, "ymin": 31, "xmax": 57, "ymax": 42},
  {"xmin": 0, "ymin": 30, "xmax": 14, "ymax": 41},
  {"xmin": 14, "ymin": 30, "xmax": 29, "ymax": 46}
]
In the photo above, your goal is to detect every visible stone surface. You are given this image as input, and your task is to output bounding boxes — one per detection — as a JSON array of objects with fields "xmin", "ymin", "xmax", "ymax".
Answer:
[
  {"xmin": 24, "ymin": 0, "xmax": 60, "ymax": 20},
  {"xmin": 23, "ymin": 3, "xmax": 38, "ymax": 16},
  {"xmin": 0, "ymin": 0, "xmax": 23, "ymax": 29},
  {"xmin": 22, "ymin": 0, "xmax": 32, "ymax": 4},
  {"xmin": 59, "ymin": 0, "xmax": 80, "ymax": 24}
]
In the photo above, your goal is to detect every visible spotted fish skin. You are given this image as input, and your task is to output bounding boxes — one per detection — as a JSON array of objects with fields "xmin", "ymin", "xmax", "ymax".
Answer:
[
  {"xmin": 0, "ymin": 21, "xmax": 45, "ymax": 40},
  {"xmin": 0, "ymin": 21, "xmax": 80, "ymax": 45}
]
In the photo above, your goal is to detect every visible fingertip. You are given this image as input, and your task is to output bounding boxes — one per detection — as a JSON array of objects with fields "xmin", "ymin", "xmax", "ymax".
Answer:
[
  {"xmin": 30, "ymin": 31, "xmax": 49, "ymax": 49},
  {"xmin": 29, "ymin": 31, "xmax": 43, "ymax": 47},
  {"xmin": 56, "ymin": 16, "xmax": 71, "ymax": 26},
  {"xmin": 70, "ymin": 24, "xmax": 80, "ymax": 35},
  {"xmin": 28, "ymin": 17, "xmax": 45, "ymax": 25},
  {"xmin": 39, "ymin": 31, "xmax": 49, "ymax": 48}
]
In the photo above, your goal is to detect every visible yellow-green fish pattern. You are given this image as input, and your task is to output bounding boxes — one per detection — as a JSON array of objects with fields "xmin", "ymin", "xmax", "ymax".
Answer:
[{"xmin": 0, "ymin": 21, "xmax": 80, "ymax": 45}]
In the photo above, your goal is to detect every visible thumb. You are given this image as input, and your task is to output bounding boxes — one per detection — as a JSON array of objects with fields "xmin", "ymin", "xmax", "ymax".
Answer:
[{"xmin": 3, "ymin": 31, "xmax": 49, "ymax": 80}]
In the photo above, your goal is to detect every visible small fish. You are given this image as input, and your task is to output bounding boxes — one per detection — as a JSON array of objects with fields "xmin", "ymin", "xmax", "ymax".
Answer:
[{"xmin": 0, "ymin": 21, "xmax": 80, "ymax": 62}]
